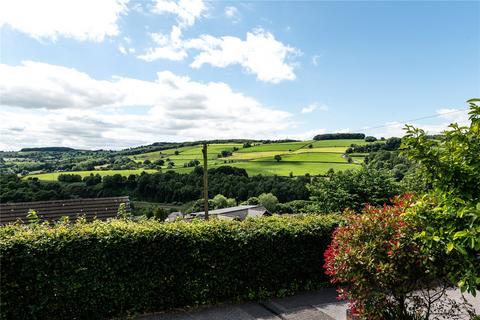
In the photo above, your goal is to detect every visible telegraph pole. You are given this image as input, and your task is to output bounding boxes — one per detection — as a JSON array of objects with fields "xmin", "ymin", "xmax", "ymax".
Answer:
[{"xmin": 202, "ymin": 143, "xmax": 209, "ymax": 220}]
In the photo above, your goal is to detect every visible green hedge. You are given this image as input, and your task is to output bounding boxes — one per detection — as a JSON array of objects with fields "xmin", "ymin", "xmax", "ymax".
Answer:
[{"xmin": 0, "ymin": 215, "xmax": 338, "ymax": 320}]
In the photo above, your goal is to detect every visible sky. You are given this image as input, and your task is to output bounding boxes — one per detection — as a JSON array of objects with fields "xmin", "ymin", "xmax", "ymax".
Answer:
[{"xmin": 0, "ymin": 0, "xmax": 479, "ymax": 150}]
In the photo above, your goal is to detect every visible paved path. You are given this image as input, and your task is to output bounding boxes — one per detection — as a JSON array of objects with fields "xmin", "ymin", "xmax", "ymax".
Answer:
[
  {"xmin": 138, "ymin": 288, "xmax": 480, "ymax": 320},
  {"xmin": 138, "ymin": 288, "xmax": 347, "ymax": 320}
]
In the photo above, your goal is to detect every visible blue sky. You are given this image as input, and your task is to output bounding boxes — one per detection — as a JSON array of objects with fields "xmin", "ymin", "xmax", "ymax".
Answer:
[{"xmin": 0, "ymin": 0, "xmax": 479, "ymax": 150}]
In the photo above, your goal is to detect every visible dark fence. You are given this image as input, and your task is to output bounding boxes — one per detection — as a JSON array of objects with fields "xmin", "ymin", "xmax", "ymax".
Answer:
[{"xmin": 0, "ymin": 196, "xmax": 130, "ymax": 225}]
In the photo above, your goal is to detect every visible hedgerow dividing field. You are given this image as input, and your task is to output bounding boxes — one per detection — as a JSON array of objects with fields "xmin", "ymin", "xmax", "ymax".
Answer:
[
  {"xmin": 28, "ymin": 140, "xmax": 370, "ymax": 180},
  {"xmin": 28, "ymin": 169, "xmax": 158, "ymax": 181}
]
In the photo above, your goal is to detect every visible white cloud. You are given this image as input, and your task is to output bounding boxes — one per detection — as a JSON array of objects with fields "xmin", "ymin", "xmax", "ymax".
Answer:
[
  {"xmin": 0, "ymin": 61, "xmax": 123, "ymax": 109},
  {"xmin": 142, "ymin": 1, "xmax": 298, "ymax": 83},
  {"xmin": 0, "ymin": 61, "xmax": 293, "ymax": 150},
  {"xmin": 140, "ymin": 0, "xmax": 205, "ymax": 61},
  {"xmin": 301, "ymin": 102, "xmax": 328, "ymax": 114},
  {"xmin": 436, "ymin": 108, "xmax": 469, "ymax": 125},
  {"xmin": 118, "ymin": 45, "xmax": 127, "ymax": 55},
  {"xmin": 369, "ymin": 108, "xmax": 470, "ymax": 138},
  {"xmin": 224, "ymin": 6, "xmax": 241, "ymax": 23},
  {"xmin": 0, "ymin": 0, "xmax": 128, "ymax": 42},
  {"xmin": 138, "ymin": 26, "xmax": 188, "ymax": 61},
  {"xmin": 312, "ymin": 55, "xmax": 320, "ymax": 66},
  {"xmin": 187, "ymin": 29, "xmax": 300, "ymax": 83},
  {"xmin": 139, "ymin": 27, "xmax": 300, "ymax": 83},
  {"xmin": 287, "ymin": 128, "xmax": 327, "ymax": 141},
  {"xmin": 152, "ymin": 0, "xmax": 207, "ymax": 28}
]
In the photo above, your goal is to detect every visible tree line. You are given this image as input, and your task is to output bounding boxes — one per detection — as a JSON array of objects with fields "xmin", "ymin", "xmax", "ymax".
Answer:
[
  {"xmin": 1, "ymin": 147, "xmax": 424, "ymax": 215},
  {"xmin": 0, "ymin": 166, "xmax": 310, "ymax": 204},
  {"xmin": 313, "ymin": 133, "xmax": 365, "ymax": 140}
]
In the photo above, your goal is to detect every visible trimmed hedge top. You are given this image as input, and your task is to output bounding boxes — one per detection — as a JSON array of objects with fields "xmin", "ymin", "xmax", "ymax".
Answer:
[{"xmin": 0, "ymin": 215, "xmax": 339, "ymax": 320}]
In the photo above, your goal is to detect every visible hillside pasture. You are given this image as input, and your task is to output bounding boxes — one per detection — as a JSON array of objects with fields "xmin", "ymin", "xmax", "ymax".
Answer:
[
  {"xmin": 228, "ymin": 151, "xmax": 291, "ymax": 160},
  {"xmin": 237, "ymin": 141, "xmax": 309, "ymax": 153},
  {"xmin": 27, "ymin": 169, "xmax": 158, "ymax": 181},
  {"xmin": 293, "ymin": 147, "xmax": 349, "ymax": 154},
  {"xmin": 26, "ymin": 139, "xmax": 369, "ymax": 179},
  {"xmin": 131, "ymin": 144, "xmax": 242, "ymax": 163},
  {"xmin": 309, "ymin": 139, "xmax": 367, "ymax": 147},
  {"xmin": 265, "ymin": 152, "xmax": 347, "ymax": 163},
  {"xmin": 225, "ymin": 161, "xmax": 360, "ymax": 176}
]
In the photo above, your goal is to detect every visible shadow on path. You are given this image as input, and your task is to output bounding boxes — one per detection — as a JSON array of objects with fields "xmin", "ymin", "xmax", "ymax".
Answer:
[{"xmin": 138, "ymin": 288, "xmax": 346, "ymax": 320}]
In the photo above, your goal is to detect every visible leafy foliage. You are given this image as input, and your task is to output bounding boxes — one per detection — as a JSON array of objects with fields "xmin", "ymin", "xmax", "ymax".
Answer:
[
  {"xmin": 0, "ymin": 215, "xmax": 339, "ymax": 319},
  {"xmin": 57, "ymin": 173, "xmax": 82, "ymax": 183},
  {"xmin": 258, "ymin": 193, "xmax": 279, "ymax": 212},
  {"xmin": 402, "ymin": 99, "xmax": 480, "ymax": 295},
  {"xmin": 307, "ymin": 168, "xmax": 400, "ymax": 213},
  {"xmin": 323, "ymin": 196, "xmax": 469, "ymax": 319},
  {"xmin": 1, "ymin": 166, "xmax": 310, "ymax": 204},
  {"xmin": 212, "ymin": 194, "xmax": 236, "ymax": 209},
  {"xmin": 346, "ymin": 137, "xmax": 402, "ymax": 153},
  {"xmin": 313, "ymin": 133, "xmax": 365, "ymax": 140},
  {"xmin": 365, "ymin": 150, "xmax": 417, "ymax": 182}
]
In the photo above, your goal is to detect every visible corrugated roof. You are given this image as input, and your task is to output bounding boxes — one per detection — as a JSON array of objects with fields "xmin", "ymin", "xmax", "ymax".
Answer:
[{"xmin": 0, "ymin": 196, "xmax": 130, "ymax": 225}]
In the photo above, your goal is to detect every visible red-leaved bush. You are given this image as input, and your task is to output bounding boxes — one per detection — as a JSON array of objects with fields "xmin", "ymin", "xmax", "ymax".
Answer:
[{"xmin": 324, "ymin": 195, "xmax": 447, "ymax": 319}]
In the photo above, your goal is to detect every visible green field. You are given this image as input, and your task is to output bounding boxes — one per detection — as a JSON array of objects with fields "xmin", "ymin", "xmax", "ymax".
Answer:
[
  {"xmin": 224, "ymin": 161, "xmax": 361, "ymax": 176},
  {"xmin": 131, "ymin": 144, "xmax": 242, "ymax": 163},
  {"xmin": 266, "ymin": 152, "xmax": 347, "ymax": 163},
  {"xmin": 27, "ymin": 169, "xmax": 158, "ymax": 181},
  {"xmin": 309, "ymin": 139, "xmax": 367, "ymax": 147},
  {"xmin": 237, "ymin": 141, "xmax": 309, "ymax": 153},
  {"xmin": 27, "ymin": 139, "xmax": 371, "ymax": 180},
  {"xmin": 294, "ymin": 147, "xmax": 350, "ymax": 153}
]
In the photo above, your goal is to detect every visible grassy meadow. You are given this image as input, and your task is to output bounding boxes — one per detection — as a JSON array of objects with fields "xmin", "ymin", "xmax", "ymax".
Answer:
[
  {"xmin": 28, "ymin": 169, "xmax": 158, "ymax": 181},
  {"xmin": 27, "ymin": 139, "xmax": 370, "ymax": 180}
]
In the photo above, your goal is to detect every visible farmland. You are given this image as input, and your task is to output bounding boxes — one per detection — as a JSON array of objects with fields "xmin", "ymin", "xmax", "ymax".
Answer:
[
  {"xmin": 22, "ymin": 139, "xmax": 365, "ymax": 181},
  {"xmin": 28, "ymin": 169, "xmax": 158, "ymax": 181},
  {"xmin": 148, "ymin": 139, "xmax": 368, "ymax": 176}
]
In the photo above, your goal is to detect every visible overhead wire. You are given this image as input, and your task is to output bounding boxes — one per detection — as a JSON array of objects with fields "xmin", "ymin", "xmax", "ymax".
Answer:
[{"xmin": 352, "ymin": 108, "xmax": 469, "ymax": 133}]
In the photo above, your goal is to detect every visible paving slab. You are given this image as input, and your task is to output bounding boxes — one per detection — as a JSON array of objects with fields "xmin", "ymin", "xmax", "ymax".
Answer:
[
  {"xmin": 140, "ymin": 306, "xmax": 262, "ymax": 320},
  {"xmin": 314, "ymin": 302, "xmax": 347, "ymax": 320},
  {"xmin": 261, "ymin": 300, "xmax": 335, "ymax": 320},
  {"xmin": 137, "ymin": 288, "xmax": 477, "ymax": 320},
  {"xmin": 138, "ymin": 290, "xmax": 342, "ymax": 320},
  {"xmin": 268, "ymin": 288, "xmax": 339, "ymax": 310},
  {"xmin": 239, "ymin": 303, "xmax": 282, "ymax": 320},
  {"xmin": 187, "ymin": 305, "xmax": 261, "ymax": 320}
]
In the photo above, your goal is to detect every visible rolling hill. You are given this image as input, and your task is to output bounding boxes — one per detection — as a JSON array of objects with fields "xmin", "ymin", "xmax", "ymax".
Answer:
[{"xmin": 24, "ymin": 139, "xmax": 373, "ymax": 180}]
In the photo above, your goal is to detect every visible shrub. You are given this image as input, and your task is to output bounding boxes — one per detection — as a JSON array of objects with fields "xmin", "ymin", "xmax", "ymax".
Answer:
[
  {"xmin": 324, "ymin": 196, "xmax": 464, "ymax": 319},
  {"xmin": 308, "ymin": 168, "xmax": 400, "ymax": 213},
  {"xmin": 218, "ymin": 150, "xmax": 233, "ymax": 158},
  {"xmin": 402, "ymin": 99, "xmax": 480, "ymax": 295},
  {"xmin": 258, "ymin": 193, "xmax": 279, "ymax": 212},
  {"xmin": 313, "ymin": 133, "xmax": 365, "ymax": 140},
  {"xmin": 184, "ymin": 159, "xmax": 200, "ymax": 167},
  {"xmin": 154, "ymin": 159, "xmax": 165, "ymax": 166},
  {"xmin": 184, "ymin": 198, "xmax": 214, "ymax": 213},
  {"xmin": 211, "ymin": 194, "xmax": 235, "ymax": 209},
  {"xmin": 57, "ymin": 173, "xmax": 82, "ymax": 183},
  {"xmin": 0, "ymin": 215, "xmax": 338, "ymax": 319},
  {"xmin": 83, "ymin": 173, "xmax": 102, "ymax": 186},
  {"xmin": 364, "ymin": 136, "xmax": 377, "ymax": 142},
  {"xmin": 244, "ymin": 196, "xmax": 259, "ymax": 205},
  {"xmin": 277, "ymin": 200, "xmax": 317, "ymax": 214}
]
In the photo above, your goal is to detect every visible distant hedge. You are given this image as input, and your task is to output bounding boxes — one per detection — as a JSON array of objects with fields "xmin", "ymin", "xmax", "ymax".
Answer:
[
  {"xmin": 0, "ymin": 215, "xmax": 339, "ymax": 320},
  {"xmin": 313, "ymin": 133, "xmax": 365, "ymax": 140}
]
